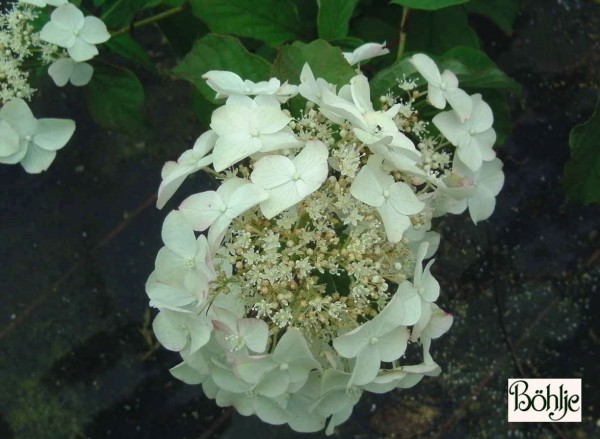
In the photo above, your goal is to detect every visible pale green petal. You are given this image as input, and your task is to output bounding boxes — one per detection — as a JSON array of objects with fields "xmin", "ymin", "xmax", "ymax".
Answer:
[
  {"xmin": 51, "ymin": 4, "xmax": 84, "ymax": 32},
  {"xmin": 69, "ymin": 61, "xmax": 94, "ymax": 86},
  {"xmin": 468, "ymin": 186, "xmax": 495, "ymax": 224},
  {"xmin": 48, "ymin": 58, "xmax": 73, "ymax": 87},
  {"xmin": 349, "ymin": 344, "xmax": 381, "ymax": 385},
  {"xmin": 378, "ymin": 326, "xmax": 409, "ymax": 362},
  {"xmin": 80, "ymin": 16, "xmax": 110, "ymax": 44},
  {"xmin": 68, "ymin": 38, "xmax": 98, "ymax": 62},
  {"xmin": 0, "ymin": 120, "xmax": 20, "ymax": 157},
  {"xmin": 20, "ymin": 143, "xmax": 56, "ymax": 174},
  {"xmin": 253, "ymin": 396, "xmax": 289, "ymax": 425},
  {"xmin": 170, "ymin": 362, "xmax": 204, "ymax": 384},
  {"xmin": 0, "ymin": 98, "xmax": 37, "ymax": 137},
  {"xmin": 254, "ymin": 368, "xmax": 290, "ymax": 397},
  {"xmin": 152, "ymin": 311, "xmax": 187, "ymax": 351},
  {"xmin": 39, "ymin": 21, "xmax": 75, "ymax": 47},
  {"xmin": 33, "ymin": 118, "xmax": 75, "ymax": 151}
]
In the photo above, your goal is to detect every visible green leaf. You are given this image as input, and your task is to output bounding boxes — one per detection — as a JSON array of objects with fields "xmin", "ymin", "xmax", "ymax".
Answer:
[
  {"xmin": 317, "ymin": 0, "xmax": 358, "ymax": 40},
  {"xmin": 405, "ymin": 7, "xmax": 479, "ymax": 55},
  {"xmin": 189, "ymin": 0, "xmax": 303, "ymax": 47},
  {"xmin": 369, "ymin": 57, "xmax": 415, "ymax": 99},
  {"xmin": 465, "ymin": 0, "xmax": 519, "ymax": 33},
  {"xmin": 438, "ymin": 46, "xmax": 521, "ymax": 91},
  {"xmin": 172, "ymin": 34, "xmax": 272, "ymax": 103},
  {"xmin": 105, "ymin": 34, "xmax": 156, "ymax": 72},
  {"xmin": 563, "ymin": 95, "xmax": 600, "ymax": 204},
  {"xmin": 158, "ymin": 13, "xmax": 208, "ymax": 57},
  {"xmin": 271, "ymin": 40, "xmax": 356, "ymax": 89},
  {"xmin": 85, "ymin": 66, "xmax": 145, "ymax": 136},
  {"xmin": 390, "ymin": 0, "xmax": 470, "ymax": 11}
]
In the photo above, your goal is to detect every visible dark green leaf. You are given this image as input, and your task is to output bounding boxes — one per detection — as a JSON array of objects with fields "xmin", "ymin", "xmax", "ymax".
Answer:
[
  {"xmin": 317, "ymin": 0, "xmax": 358, "ymax": 40},
  {"xmin": 189, "ymin": 0, "xmax": 303, "ymax": 47},
  {"xmin": 271, "ymin": 40, "xmax": 356, "ymax": 89},
  {"xmin": 465, "ymin": 0, "xmax": 519, "ymax": 33},
  {"xmin": 105, "ymin": 34, "xmax": 156, "ymax": 72},
  {"xmin": 438, "ymin": 46, "xmax": 521, "ymax": 91},
  {"xmin": 406, "ymin": 7, "xmax": 480, "ymax": 55},
  {"xmin": 158, "ymin": 13, "xmax": 208, "ymax": 56},
  {"xmin": 563, "ymin": 95, "xmax": 600, "ymax": 204},
  {"xmin": 351, "ymin": 17, "xmax": 397, "ymax": 47},
  {"xmin": 390, "ymin": 0, "xmax": 470, "ymax": 11},
  {"xmin": 85, "ymin": 66, "xmax": 145, "ymax": 136},
  {"xmin": 172, "ymin": 34, "xmax": 272, "ymax": 103}
]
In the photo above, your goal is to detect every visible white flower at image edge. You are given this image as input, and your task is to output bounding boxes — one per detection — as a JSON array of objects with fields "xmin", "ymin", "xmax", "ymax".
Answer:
[
  {"xmin": 19, "ymin": 0, "xmax": 67, "ymax": 7},
  {"xmin": 0, "ymin": 99, "xmax": 75, "ymax": 173},
  {"xmin": 40, "ymin": 4, "xmax": 110, "ymax": 62},
  {"xmin": 48, "ymin": 58, "xmax": 94, "ymax": 87},
  {"xmin": 202, "ymin": 71, "xmax": 298, "ymax": 103}
]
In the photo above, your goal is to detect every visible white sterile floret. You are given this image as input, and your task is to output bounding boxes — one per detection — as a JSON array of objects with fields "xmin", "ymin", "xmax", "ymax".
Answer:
[
  {"xmin": 0, "ymin": 98, "xmax": 75, "ymax": 173},
  {"xmin": 48, "ymin": 58, "xmax": 93, "ymax": 87},
  {"xmin": 210, "ymin": 94, "xmax": 302, "ymax": 171},
  {"xmin": 157, "ymin": 131, "xmax": 217, "ymax": 209},
  {"xmin": 250, "ymin": 140, "xmax": 329, "ymax": 219},
  {"xmin": 321, "ymin": 74, "xmax": 421, "ymax": 171},
  {"xmin": 332, "ymin": 288, "xmax": 416, "ymax": 386},
  {"xmin": 410, "ymin": 53, "xmax": 472, "ymax": 122},
  {"xmin": 152, "ymin": 309, "xmax": 212, "ymax": 353},
  {"xmin": 203, "ymin": 70, "xmax": 298, "ymax": 102},
  {"xmin": 350, "ymin": 156, "xmax": 424, "ymax": 243},
  {"xmin": 297, "ymin": 64, "xmax": 337, "ymax": 109},
  {"xmin": 343, "ymin": 41, "xmax": 390, "ymax": 66},
  {"xmin": 449, "ymin": 157, "xmax": 505, "ymax": 224},
  {"xmin": 40, "ymin": 4, "xmax": 110, "ymax": 62},
  {"xmin": 179, "ymin": 177, "xmax": 268, "ymax": 246},
  {"xmin": 19, "ymin": 0, "xmax": 67, "ymax": 7},
  {"xmin": 155, "ymin": 210, "xmax": 216, "ymax": 296},
  {"xmin": 433, "ymin": 93, "xmax": 496, "ymax": 172},
  {"xmin": 212, "ymin": 307, "xmax": 269, "ymax": 353}
]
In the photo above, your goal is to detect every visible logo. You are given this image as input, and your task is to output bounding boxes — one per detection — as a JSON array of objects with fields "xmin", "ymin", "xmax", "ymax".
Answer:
[{"xmin": 508, "ymin": 379, "xmax": 581, "ymax": 422}]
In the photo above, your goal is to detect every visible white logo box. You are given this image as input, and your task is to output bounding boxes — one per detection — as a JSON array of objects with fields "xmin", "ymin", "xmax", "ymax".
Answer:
[{"xmin": 508, "ymin": 378, "xmax": 581, "ymax": 422}]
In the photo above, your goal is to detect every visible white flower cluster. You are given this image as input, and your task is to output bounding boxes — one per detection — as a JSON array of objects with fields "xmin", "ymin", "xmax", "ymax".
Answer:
[
  {"xmin": 0, "ymin": 1, "xmax": 110, "ymax": 173},
  {"xmin": 147, "ymin": 53, "xmax": 504, "ymax": 434}
]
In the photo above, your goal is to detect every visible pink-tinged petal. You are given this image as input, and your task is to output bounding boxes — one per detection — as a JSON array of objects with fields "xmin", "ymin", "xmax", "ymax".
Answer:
[
  {"xmin": 68, "ymin": 38, "xmax": 98, "ymax": 62},
  {"xmin": 69, "ymin": 62, "xmax": 94, "ymax": 86},
  {"xmin": 0, "ymin": 121, "xmax": 20, "ymax": 157},
  {"xmin": 33, "ymin": 118, "xmax": 75, "ymax": 151},
  {"xmin": 179, "ymin": 191, "xmax": 224, "ymax": 231},
  {"xmin": 51, "ymin": 4, "xmax": 84, "ymax": 32},
  {"xmin": 80, "ymin": 16, "xmax": 110, "ymax": 44},
  {"xmin": 40, "ymin": 21, "xmax": 76, "ymax": 48},
  {"xmin": 0, "ymin": 98, "xmax": 37, "ymax": 137},
  {"xmin": 410, "ymin": 53, "xmax": 441, "ymax": 86},
  {"xmin": 20, "ymin": 144, "xmax": 56, "ymax": 174},
  {"xmin": 422, "ymin": 305, "xmax": 454, "ymax": 339}
]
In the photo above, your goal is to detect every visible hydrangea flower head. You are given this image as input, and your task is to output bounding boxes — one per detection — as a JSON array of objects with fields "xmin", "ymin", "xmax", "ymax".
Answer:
[{"xmin": 147, "ymin": 57, "xmax": 505, "ymax": 434}]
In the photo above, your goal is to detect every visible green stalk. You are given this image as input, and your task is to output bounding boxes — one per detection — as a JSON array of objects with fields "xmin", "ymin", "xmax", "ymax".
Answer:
[
  {"xmin": 110, "ymin": 4, "xmax": 186, "ymax": 37},
  {"xmin": 397, "ymin": 6, "xmax": 410, "ymax": 59}
]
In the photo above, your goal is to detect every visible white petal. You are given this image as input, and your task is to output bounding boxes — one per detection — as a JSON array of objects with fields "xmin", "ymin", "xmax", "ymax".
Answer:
[
  {"xmin": 146, "ymin": 273, "xmax": 196, "ymax": 310},
  {"xmin": 170, "ymin": 362, "xmax": 204, "ymax": 385},
  {"xmin": 67, "ymin": 38, "xmax": 98, "ymax": 62},
  {"xmin": 428, "ymin": 85, "xmax": 446, "ymax": 109},
  {"xmin": 349, "ymin": 344, "xmax": 381, "ymax": 385},
  {"xmin": 344, "ymin": 42, "xmax": 389, "ymax": 65},
  {"xmin": 251, "ymin": 155, "xmax": 295, "ymax": 189},
  {"xmin": 153, "ymin": 311, "xmax": 187, "ymax": 351},
  {"xmin": 350, "ymin": 75, "xmax": 374, "ymax": 113},
  {"xmin": 80, "ymin": 16, "xmax": 110, "ymax": 44},
  {"xmin": 161, "ymin": 210, "xmax": 197, "ymax": 258},
  {"xmin": 445, "ymin": 88, "xmax": 472, "ymax": 123},
  {"xmin": 20, "ymin": 143, "xmax": 56, "ymax": 173},
  {"xmin": 469, "ymin": 94, "xmax": 494, "ymax": 132},
  {"xmin": 350, "ymin": 165, "xmax": 385, "ymax": 207},
  {"xmin": 388, "ymin": 181, "xmax": 425, "ymax": 215},
  {"xmin": 33, "ymin": 118, "xmax": 75, "ymax": 151},
  {"xmin": 468, "ymin": 186, "xmax": 495, "ymax": 224},
  {"xmin": 39, "ymin": 22, "xmax": 76, "ymax": 48},
  {"xmin": 179, "ymin": 191, "xmax": 225, "ymax": 231},
  {"xmin": 0, "ymin": 121, "xmax": 20, "ymax": 157},
  {"xmin": 51, "ymin": 4, "xmax": 84, "ymax": 32},
  {"xmin": 203, "ymin": 70, "xmax": 245, "ymax": 96},
  {"xmin": 333, "ymin": 325, "xmax": 367, "ymax": 358},
  {"xmin": 420, "ymin": 260, "xmax": 440, "ymax": 302},
  {"xmin": 212, "ymin": 132, "xmax": 260, "ymax": 171},
  {"xmin": 258, "ymin": 130, "xmax": 302, "ymax": 152},
  {"xmin": 377, "ymin": 202, "xmax": 411, "ymax": 243},
  {"xmin": 378, "ymin": 326, "xmax": 409, "ymax": 362},
  {"xmin": 457, "ymin": 139, "xmax": 483, "ymax": 172},
  {"xmin": 410, "ymin": 53, "xmax": 441, "ymax": 86},
  {"xmin": 0, "ymin": 98, "xmax": 37, "ymax": 137},
  {"xmin": 237, "ymin": 318, "xmax": 269, "ymax": 353},
  {"xmin": 479, "ymin": 158, "xmax": 505, "ymax": 195},
  {"xmin": 432, "ymin": 110, "xmax": 463, "ymax": 146},
  {"xmin": 48, "ymin": 58, "xmax": 74, "ymax": 87},
  {"xmin": 69, "ymin": 62, "xmax": 94, "ymax": 86},
  {"xmin": 225, "ymin": 183, "xmax": 268, "ymax": 218}
]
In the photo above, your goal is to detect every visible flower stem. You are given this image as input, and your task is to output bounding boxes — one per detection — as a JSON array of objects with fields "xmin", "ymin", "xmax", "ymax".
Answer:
[
  {"xmin": 397, "ymin": 6, "xmax": 410, "ymax": 59},
  {"xmin": 110, "ymin": 4, "xmax": 186, "ymax": 37}
]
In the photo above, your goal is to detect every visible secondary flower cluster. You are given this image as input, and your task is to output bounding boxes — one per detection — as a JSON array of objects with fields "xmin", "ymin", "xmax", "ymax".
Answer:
[
  {"xmin": 0, "ymin": 0, "xmax": 110, "ymax": 172},
  {"xmin": 147, "ymin": 53, "xmax": 504, "ymax": 434}
]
